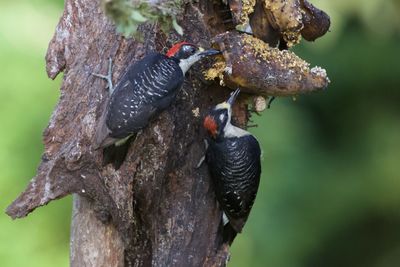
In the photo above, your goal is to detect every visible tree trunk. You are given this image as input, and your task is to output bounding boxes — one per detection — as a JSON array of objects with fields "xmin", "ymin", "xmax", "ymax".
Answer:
[
  {"xmin": 6, "ymin": 0, "xmax": 239, "ymax": 265},
  {"xmin": 70, "ymin": 195, "xmax": 124, "ymax": 267}
]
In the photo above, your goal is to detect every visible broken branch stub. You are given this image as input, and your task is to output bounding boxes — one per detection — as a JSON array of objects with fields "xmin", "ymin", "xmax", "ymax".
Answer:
[
  {"xmin": 264, "ymin": 0, "xmax": 304, "ymax": 47},
  {"xmin": 204, "ymin": 31, "xmax": 329, "ymax": 96},
  {"xmin": 228, "ymin": 0, "xmax": 330, "ymax": 47},
  {"xmin": 300, "ymin": 0, "xmax": 331, "ymax": 42}
]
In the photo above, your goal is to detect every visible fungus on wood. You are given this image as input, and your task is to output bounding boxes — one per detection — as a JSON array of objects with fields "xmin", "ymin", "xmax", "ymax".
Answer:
[{"xmin": 6, "ymin": 0, "xmax": 330, "ymax": 266}]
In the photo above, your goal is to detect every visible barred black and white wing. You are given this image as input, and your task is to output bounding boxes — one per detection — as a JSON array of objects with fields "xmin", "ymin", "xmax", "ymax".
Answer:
[
  {"xmin": 206, "ymin": 134, "xmax": 261, "ymax": 233},
  {"xmin": 95, "ymin": 53, "xmax": 183, "ymax": 148}
]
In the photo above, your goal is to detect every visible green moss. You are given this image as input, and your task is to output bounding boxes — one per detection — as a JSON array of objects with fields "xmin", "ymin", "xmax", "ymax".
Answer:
[{"xmin": 103, "ymin": 0, "xmax": 185, "ymax": 37}]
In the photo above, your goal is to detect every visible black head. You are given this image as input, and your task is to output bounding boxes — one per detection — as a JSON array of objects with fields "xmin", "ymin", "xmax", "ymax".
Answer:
[
  {"xmin": 203, "ymin": 89, "xmax": 240, "ymax": 139},
  {"xmin": 167, "ymin": 42, "xmax": 221, "ymax": 59},
  {"xmin": 166, "ymin": 42, "xmax": 199, "ymax": 60},
  {"xmin": 166, "ymin": 42, "xmax": 221, "ymax": 74}
]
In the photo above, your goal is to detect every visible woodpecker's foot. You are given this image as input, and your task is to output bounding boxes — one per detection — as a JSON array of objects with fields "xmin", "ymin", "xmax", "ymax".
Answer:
[
  {"xmin": 267, "ymin": 96, "xmax": 276, "ymax": 109},
  {"xmin": 195, "ymin": 139, "xmax": 209, "ymax": 169},
  {"xmin": 247, "ymin": 124, "xmax": 258, "ymax": 128},
  {"xmin": 92, "ymin": 57, "xmax": 114, "ymax": 95}
]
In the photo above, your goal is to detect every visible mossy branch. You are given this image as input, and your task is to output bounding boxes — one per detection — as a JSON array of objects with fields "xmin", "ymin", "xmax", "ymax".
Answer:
[{"xmin": 102, "ymin": 0, "xmax": 186, "ymax": 37}]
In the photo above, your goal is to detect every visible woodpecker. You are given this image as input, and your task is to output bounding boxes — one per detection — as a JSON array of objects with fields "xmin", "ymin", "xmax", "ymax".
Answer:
[
  {"xmin": 93, "ymin": 42, "xmax": 220, "ymax": 167},
  {"xmin": 203, "ymin": 89, "xmax": 261, "ymax": 243}
]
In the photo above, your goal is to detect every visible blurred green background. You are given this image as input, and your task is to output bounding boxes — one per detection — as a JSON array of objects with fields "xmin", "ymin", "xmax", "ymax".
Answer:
[{"xmin": 1, "ymin": 0, "xmax": 399, "ymax": 266}]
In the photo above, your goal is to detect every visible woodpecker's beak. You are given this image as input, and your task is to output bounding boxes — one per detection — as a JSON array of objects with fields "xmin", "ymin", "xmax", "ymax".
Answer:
[
  {"xmin": 198, "ymin": 48, "xmax": 221, "ymax": 57},
  {"xmin": 226, "ymin": 88, "xmax": 241, "ymax": 106}
]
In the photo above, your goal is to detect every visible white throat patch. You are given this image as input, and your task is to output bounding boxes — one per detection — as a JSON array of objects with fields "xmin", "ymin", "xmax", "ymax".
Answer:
[
  {"xmin": 224, "ymin": 106, "xmax": 250, "ymax": 138},
  {"xmin": 178, "ymin": 53, "xmax": 202, "ymax": 74},
  {"xmin": 223, "ymin": 123, "xmax": 250, "ymax": 138}
]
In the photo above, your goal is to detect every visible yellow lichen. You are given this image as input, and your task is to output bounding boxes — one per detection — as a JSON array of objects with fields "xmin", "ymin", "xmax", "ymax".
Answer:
[
  {"xmin": 239, "ymin": 0, "xmax": 256, "ymax": 25},
  {"xmin": 282, "ymin": 31, "xmax": 302, "ymax": 47},
  {"xmin": 191, "ymin": 107, "xmax": 200, "ymax": 117},
  {"xmin": 203, "ymin": 59, "xmax": 227, "ymax": 84},
  {"xmin": 263, "ymin": 0, "xmax": 304, "ymax": 47},
  {"xmin": 241, "ymin": 34, "xmax": 310, "ymax": 73}
]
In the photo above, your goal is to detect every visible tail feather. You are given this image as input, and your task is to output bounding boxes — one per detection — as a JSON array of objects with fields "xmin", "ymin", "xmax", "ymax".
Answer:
[
  {"xmin": 222, "ymin": 214, "xmax": 247, "ymax": 245},
  {"xmin": 223, "ymin": 223, "xmax": 238, "ymax": 245},
  {"xmin": 94, "ymin": 136, "xmax": 119, "ymax": 150},
  {"xmin": 94, "ymin": 107, "xmax": 113, "ymax": 149},
  {"xmin": 94, "ymin": 107, "xmax": 135, "ymax": 168}
]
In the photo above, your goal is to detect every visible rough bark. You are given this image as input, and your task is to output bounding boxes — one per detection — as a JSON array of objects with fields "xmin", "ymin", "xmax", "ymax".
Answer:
[
  {"xmin": 6, "ymin": 0, "xmax": 239, "ymax": 265},
  {"xmin": 6, "ymin": 0, "xmax": 330, "ymax": 266},
  {"xmin": 71, "ymin": 195, "xmax": 124, "ymax": 267}
]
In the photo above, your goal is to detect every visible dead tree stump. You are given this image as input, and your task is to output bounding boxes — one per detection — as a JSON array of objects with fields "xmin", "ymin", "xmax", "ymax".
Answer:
[{"xmin": 6, "ymin": 0, "xmax": 330, "ymax": 266}]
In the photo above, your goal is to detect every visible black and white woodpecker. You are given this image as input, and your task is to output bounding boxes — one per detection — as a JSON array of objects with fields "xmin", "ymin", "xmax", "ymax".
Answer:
[
  {"xmin": 93, "ymin": 42, "xmax": 220, "ymax": 166},
  {"xmin": 203, "ymin": 89, "xmax": 262, "ymax": 243}
]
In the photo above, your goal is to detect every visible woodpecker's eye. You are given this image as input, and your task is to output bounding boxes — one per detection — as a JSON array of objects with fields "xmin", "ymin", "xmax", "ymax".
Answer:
[
  {"xmin": 175, "ymin": 45, "xmax": 198, "ymax": 59},
  {"xmin": 183, "ymin": 45, "xmax": 197, "ymax": 55}
]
